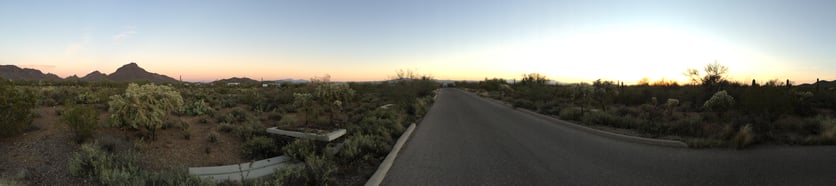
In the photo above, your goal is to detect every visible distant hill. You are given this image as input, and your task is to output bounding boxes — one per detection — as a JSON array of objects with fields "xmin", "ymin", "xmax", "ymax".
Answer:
[
  {"xmin": 107, "ymin": 63, "xmax": 179, "ymax": 83},
  {"xmin": 0, "ymin": 65, "xmax": 62, "ymax": 81},
  {"xmin": 81, "ymin": 71, "xmax": 109, "ymax": 82},
  {"xmin": 799, "ymin": 80, "xmax": 836, "ymax": 90},
  {"xmin": 213, "ymin": 77, "xmax": 260, "ymax": 84}
]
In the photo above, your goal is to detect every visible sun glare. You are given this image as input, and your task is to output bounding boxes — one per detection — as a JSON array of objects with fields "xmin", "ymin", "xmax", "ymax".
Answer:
[{"xmin": 493, "ymin": 26, "xmax": 775, "ymax": 84}]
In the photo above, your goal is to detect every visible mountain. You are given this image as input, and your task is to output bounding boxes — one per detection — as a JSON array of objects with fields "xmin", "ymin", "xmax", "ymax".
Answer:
[
  {"xmin": 213, "ymin": 77, "xmax": 260, "ymax": 84},
  {"xmin": 107, "ymin": 63, "xmax": 179, "ymax": 83},
  {"xmin": 0, "ymin": 65, "xmax": 62, "ymax": 81},
  {"xmin": 81, "ymin": 71, "xmax": 108, "ymax": 82}
]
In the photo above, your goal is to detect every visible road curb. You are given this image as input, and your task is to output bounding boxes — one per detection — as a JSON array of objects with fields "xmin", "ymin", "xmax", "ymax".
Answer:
[
  {"xmin": 365, "ymin": 123, "xmax": 417, "ymax": 186},
  {"xmin": 516, "ymin": 108, "xmax": 689, "ymax": 148}
]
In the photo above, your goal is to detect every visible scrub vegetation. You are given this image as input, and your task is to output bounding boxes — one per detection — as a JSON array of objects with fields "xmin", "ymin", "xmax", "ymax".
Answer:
[
  {"xmin": 460, "ymin": 62, "xmax": 836, "ymax": 148},
  {"xmin": 0, "ymin": 70, "xmax": 437, "ymax": 185}
]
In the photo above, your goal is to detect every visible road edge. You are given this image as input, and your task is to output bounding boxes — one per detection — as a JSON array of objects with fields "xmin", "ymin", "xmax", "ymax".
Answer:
[
  {"xmin": 516, "ymin": 108, "xmax": 688, "ymax": 148},
  {"xmin": 364, "ymin": 123, "xmax": 417, "ymax": 186},
  {"xmin": 462, "ymin": 89, "xmax": 688, "ymax": 148}
]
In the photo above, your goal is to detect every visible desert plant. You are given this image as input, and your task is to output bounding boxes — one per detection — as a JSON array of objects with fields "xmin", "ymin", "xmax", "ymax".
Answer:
[
  {"xmin": 184, "ymin": 99, "xmax": 214, "ymax": 116},
  {"xmin": 339, "ymin": 134, "xmax": 390, "ymax": 165},
  {"xmin": 559, "ymin": 107, "xmax": 583, "ymax": 121},
  {"xmin": 731, "ymin": 124, "xmax": 755, "ymax": 149},
  {"xmin": 242, "ymin": 136, "xmax": 281, "ymax": 160},
  {"xmin": 703, "ymin": 90, "xmax": 735, "ymax": 115},
  {"xmin": 62, "ymin": 103, "xmax": 99, "ymax": 143},
  {"xmin": 208, "ymin": 131, "xmax": 220, "ymax": 143},
  {"xmin": 283, "ymin": 139, "xmax": 318, "ymax": 162},
  {"xmin": 108, "ymin": 83, "xmax": 184, "ymax": 139},
  {"xmin": 293, "ymin": 93, "xmax": 317, "ymax": 125},
  {"xmin": 0, "ymin": 78, "xmax": 35, "ymax": 137}
]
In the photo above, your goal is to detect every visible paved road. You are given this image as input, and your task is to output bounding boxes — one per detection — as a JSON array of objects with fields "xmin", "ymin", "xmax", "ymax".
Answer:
[{"xmin": 383, "ymin": 88, "xmax": 836, "ymax": 185}]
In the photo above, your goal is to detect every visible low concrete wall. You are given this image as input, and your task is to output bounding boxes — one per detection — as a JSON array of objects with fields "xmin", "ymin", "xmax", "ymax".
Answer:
[
  {"xmin": 189, "ymin": 156, "xmax": 295, "ymax": 182},
  {"xmin": 266, "ymin": 127, "xmax": 346, "ymax": 142}
]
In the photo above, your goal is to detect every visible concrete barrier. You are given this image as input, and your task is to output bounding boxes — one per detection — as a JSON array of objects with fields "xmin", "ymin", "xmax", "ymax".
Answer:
[
  {"xmin": 189, "ymin": 156, "xmax": 296, "ymax": 182},
  {"xmin": 266, "ymin": 127, "xmax": 346, "ymax": 142}
]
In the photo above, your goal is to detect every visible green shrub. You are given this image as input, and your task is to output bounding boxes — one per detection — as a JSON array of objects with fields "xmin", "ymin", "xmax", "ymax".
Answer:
[
  {"xmin": 339, "ymin": 134, "xmax": 390, "ymax": 165},
  {"xmin": 559, "ymin": 107, "xmax": 582, "ymax": 121},
  {"xmin": 511, "ymin": 99, "xmax": 534, "ymax": 109},
  {"xmin": 259, "ymin": 154, "xmax": 336, "ymax": 186},
  {"xmin": 349, "ymin": 108, "xmax": 403, "ymax": 143},
  {"xmin": 68, "ymin": 143, "xmax": 144, "ymax": 185},
  {"xmin": 0, "ymin": 79, "xmax": 35, "ymax": 137},
  {"xmin": 69, "ymin": 143, "xmax": 213, "ymax": 185},
  {"xmin": 242, "ymin": 136, "xmax": 281, "ymax": 160},
  {"xmin": 62, "ymin": 104, "xmax": 99, "ymax": 143},
  {"xmin": 283, "ymin": 139, "xmax": 318, "ymax": 162}
]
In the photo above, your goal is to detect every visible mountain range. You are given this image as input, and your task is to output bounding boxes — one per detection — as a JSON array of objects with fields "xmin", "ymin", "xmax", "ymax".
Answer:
[{"xmin": 0, "ymin": 62, "xmax": 178, "ymax": 83}]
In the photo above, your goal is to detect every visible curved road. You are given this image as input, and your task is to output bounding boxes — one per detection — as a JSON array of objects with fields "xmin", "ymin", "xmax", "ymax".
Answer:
[{"xmin": 383, "ymin": 88, "xmax": 836, "ymax": 185}]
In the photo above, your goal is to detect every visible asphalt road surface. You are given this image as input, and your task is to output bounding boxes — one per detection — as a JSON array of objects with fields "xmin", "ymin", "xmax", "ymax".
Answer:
[{"xmin": 382, "ymin": 88, "xmax": 836, "ymax": 185}]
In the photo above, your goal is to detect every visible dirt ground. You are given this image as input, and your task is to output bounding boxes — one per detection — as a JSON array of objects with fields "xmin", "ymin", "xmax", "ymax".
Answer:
[{"xmin": 0, "ymin": 106, "xmax": 245, "ymax": 185}]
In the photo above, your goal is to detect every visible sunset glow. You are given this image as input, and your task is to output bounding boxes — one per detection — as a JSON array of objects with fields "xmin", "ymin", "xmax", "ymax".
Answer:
[{"xmin": 1, "ymin": 0, "xmax": 834, "ymax": 83}]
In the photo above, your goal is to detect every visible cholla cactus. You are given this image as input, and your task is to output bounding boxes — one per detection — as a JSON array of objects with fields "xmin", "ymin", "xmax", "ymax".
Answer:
[
  {"xmin": 108, "ymin": 83, "xmax": 183, "ymax": 139},
  {"xmin": 293, "ymin": 93, "xmax": 315, "ymax": 125},
  {"xmin": 703, "ymin": 90, "xmax": 735, "ymax": 113}
]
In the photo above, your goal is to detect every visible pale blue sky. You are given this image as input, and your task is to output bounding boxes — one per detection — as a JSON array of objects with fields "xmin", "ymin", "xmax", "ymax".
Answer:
[{"xmin": 1, "ymin": 0, "xmax": 834, "ymax": 83}]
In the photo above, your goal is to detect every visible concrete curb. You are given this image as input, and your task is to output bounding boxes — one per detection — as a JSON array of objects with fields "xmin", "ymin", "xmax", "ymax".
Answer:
[
  {"xmin": 365, "ymin": 123, "xmax": 417, "ymax": 186},
  {"xmin": 517, "ymin": 108, "xmax": 688, "ymax": 148}
]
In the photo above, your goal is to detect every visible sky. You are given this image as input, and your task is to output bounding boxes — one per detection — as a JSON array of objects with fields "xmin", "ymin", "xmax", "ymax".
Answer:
[{"xmin": 1, "ymin": 0, "xmax": 835, "ymax": 83}]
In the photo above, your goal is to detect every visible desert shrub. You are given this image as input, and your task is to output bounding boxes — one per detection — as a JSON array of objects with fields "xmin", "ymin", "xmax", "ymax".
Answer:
[
  {"xmin": 261, "ymin": 155, "xmax": 335, "ymax": 186},
  {"xmin": 349, "ymin": 108, "xmax": 403, "ymax": 143},
  {"xmin": 580, "ymin": 111, "xmax": 617, "ymax": 126},
  {"xmin": 283, "ymin": 139, "xmax": 318, "ymax": 162},
  {"xmin": 208, "ymin": 131, "xmax": 220, "ymax": 143},
  {"xmin": 559, "ymin": 107, "xmax": 583, "ymax": 121},
  {"xmin": 242, "ymin": 136, "xmax": 281, "ymax": 160},
  {"xmin": 277, "ymin": 116, "xmax": 299, "ymax": 128},
  {"xmin": 108, "ymin": 83, "xmax": 184, "ymax": 139},
  {"xmin": 731, "ymin": 124, "xmax": 755, "ymax": 149},
  {"xmin": 233, "ymin": 119, "xmax": 266, "ymax": 140},
  {"xmin": 217, "ymin": 123, "xmax": 235, "ymax": 133},
  {"xmin": 511, "ymin": 99, "xmax": 534, "ymax": 109},
  {"xmin": 540, "ymin": 101, "xmax": 562, "ymax": 115},
  {"xmin": 184, "ymin": 99, "xmax": 214, "ymax": 116},
  {"xmin": 703, "ymin": 90, "xmax": 735, "ymax": 113},
  {"xmin": 338, "ymin": 134, "xmax": 390, "ymax": 165},
  {"xmin": 69, "ymin": 143, "xmax": 212, "ymax": 185},
  {"xmin": 0, "ymin": 79, "xmax": 35, "ymax": 137},
  {"xmin": 62, "ymin": 104, "xmax": 99, "ymax": 143},
  {"xmin": 69, "ymin": 143, "xmax": 144, "ymax": 185}
]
